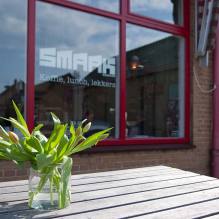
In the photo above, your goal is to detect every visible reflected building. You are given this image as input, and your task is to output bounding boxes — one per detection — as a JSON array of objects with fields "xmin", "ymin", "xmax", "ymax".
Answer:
[
  {"xmin": 0, "ymin": 80, "xmax": 25, "ymax": 128},
  {"xmin": 35, "ymin": 63, "xmax": 117, "ymax": 136},
  {"xmin": 126, "ymin": 36, "xmax": 180, "ymax": 137},
  {"xmin": 33, "ymin": 36, "xmax": 179, "ymax": 138}
]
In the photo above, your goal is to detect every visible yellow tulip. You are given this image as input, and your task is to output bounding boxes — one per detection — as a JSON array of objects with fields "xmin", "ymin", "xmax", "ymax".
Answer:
[{"xmin": 8, "ymin": 131, "xmax": 19, "ymax": 144}]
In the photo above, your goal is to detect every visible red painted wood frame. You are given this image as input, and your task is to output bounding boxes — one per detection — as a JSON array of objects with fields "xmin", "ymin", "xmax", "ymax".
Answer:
[{"xmin": 26, "ymin": 0, "xmax": 190, "ymax": 148}]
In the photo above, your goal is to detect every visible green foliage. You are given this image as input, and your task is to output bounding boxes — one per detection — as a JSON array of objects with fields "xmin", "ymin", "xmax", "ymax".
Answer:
[
  {"xmin": 0, "ymin": 101, "xmax": 111, "ymax": 169},
  {"xmin": 0, "ymin": 101, "xmax": 111, "ymax": 209}
]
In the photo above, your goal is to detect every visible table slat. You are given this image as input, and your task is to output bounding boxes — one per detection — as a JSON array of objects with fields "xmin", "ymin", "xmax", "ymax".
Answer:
[{"xmin": 0, "ymin": 166, "xmax": 218, "ymax": 219}]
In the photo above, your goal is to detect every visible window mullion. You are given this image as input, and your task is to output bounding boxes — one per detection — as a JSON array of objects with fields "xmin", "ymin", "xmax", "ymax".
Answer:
[
  {"xmin": 119, "ymin": 0, "xmax": 128, "ymax": 139},
  {"xmin": 26, "ymin": 0, "xmax": 36, "ymax": 132}
]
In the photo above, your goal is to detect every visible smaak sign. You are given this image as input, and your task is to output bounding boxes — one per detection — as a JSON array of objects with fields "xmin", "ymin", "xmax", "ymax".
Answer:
[{"xmin": 39, "ymin": 48, "xmax": 116, "ymax": 79}]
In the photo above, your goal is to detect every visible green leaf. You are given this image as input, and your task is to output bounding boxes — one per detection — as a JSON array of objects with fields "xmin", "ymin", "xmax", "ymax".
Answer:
[
  {"xmin": 69, "ymin": 138, "xmax": 97, "ymax": 155},
  {"xmin": 36, "ymin": 154, "xmax": 54, "ymax": 170},
  {"xmin": 0, "ymin": 117, "xmax": 30, "ymax": 137},
  {"xmin": 32, "ymin": 124, "xmax": 44, "ymax": 132},
  {"xmin": 57, "ymin": 134, "xmax": 69, "ymax": 160},
  {"xmin": 69, "ymin": 122, "xmax": 75, "ymax": 136},
  {"xmin": 0, "ymin": 125, "xmax": 10, "ymax": 140},
  {"xmin": 19, "ymin": 139, "xmax": 37, "ymax": 154},
  {"xmin": 0, "ymin": 139, "xmax": 11, "ymax": 148},
  {"xmin": 26, "ymin": 136, "xmax": 44, "ymax": 153},
  {"xmin": 6, "ymin": 147, "xmax": 30, "ymax": 162},
  {"xmin": 0, "ymin": 151, "xmax": 9, "ymax": 160},
  {"xmin": 50, "ymin": 112, "xmax": 61, "ymax": 130},
  {"xmin": 69, "ymin": 128, "xmax": 112, "ymax": 154},
  {"xmin": 45, "ymin": 125, "xmax": 67, "ymax": 152},
  {"xmin": 12, "ymin": 101, "xmax": 28, "ymax": 130},
  {"xmin": 98, "ymin": 133, "xmax": 109, "ymax": 141},
  {"xmin": 33, "ymin": 130, "xmax": 48, "ymax": 146},
  {"xmin": 12, "ymin": 142, "xmax": 35, "ymax": 160}
]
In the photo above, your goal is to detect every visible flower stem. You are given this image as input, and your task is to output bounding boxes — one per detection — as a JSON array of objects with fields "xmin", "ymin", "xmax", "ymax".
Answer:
[
  {"xmin": 50, "ymin": 176, "xmax": 54, "ymax": 205},
  {"xmin": 28, "ymin": 173, "xmax": 49, "ymax": 208}
]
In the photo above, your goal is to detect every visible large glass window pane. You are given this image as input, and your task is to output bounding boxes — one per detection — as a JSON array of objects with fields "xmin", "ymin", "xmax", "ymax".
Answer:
[
  {"xmin": 126, "ymin": 24, "xmax": 185, "ymax": 138},
  {"xmin": 0, "ymin": 0, "xmax": 27, "ymax": 135},
  {"xmin": 35, "ymin": 2, "xmax": 119, "ymax": 138},
  {"xmin": 70, "ymin": 0, "xmax": 119, "ymax": 13},
  {"xmin": 130, "ymin": 0, "xmax": 183, "ymax": 25}
]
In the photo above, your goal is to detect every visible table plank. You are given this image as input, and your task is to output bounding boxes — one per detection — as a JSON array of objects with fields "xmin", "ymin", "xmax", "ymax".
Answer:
[
  {"xmin": 200, "ymin": 214, "xmax": 219, "ymax": 219},
  {"xmin": 50, "ymin": 188, "xmax": 219, "ymax": 219},
  {"xmin": 3, "ymin": 183, "xmax": 219, "ymax": 219},
  {"xmin": 0, "ymin": 171, "xmax": 198, "ymax": 202},
  {"xmin": 71, "ymin": 165, "xmax": 171, "ymax": 180},
  {"xmin": 0, "ymin": 167, "xmax": 188, "ymax": 194},
  {"xmin": 134, "ymin": 199, "xmax": 219, "ymax": 219},
  {"xmin": 2, "ymin": 166, "xmax": 165, "ymax": 188},
  {"xmin": 0, "ymin": 166, "xmax": 218, "ymax": 219},
  {"xmin": 0, "ymin": 175, "xmax": 213, "ymax": 214}
]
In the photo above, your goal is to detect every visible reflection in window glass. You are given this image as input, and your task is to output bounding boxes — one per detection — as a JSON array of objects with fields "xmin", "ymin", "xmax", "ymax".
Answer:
[
  {"xmin": 35, "ymin": 2, "xmax": 119, "ymax": 138},
  {"xmin": 70, "ymin": 0, "xmax": 119, "ymax": 13},
  {"xmin": 130, "ymin": 0, "xmax": 183, "ymax": 25},
  {"xmin": 126, "ymin": 24, "xmax": 184, "ymax": 138},
  {"xmin": 0, "ymin": 0, "xmax": 26, "ymax": 135}
]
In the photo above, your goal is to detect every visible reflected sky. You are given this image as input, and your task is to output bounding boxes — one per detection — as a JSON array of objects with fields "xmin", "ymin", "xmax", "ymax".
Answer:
[
  {"xmin": 130, "ymin": 0, "xmax": 182, "ymax": 25},
  {"xmin": 69, "ymin": 0, "xmax": 119, "ymax": 13},
  {"xmin": 0, "ymin": 0, "xmax": 180, "ymax": 93},
  {"xmin": 0, "ymin": 0, "xmax": 27, "ymax": 92},
  {"xmin": 35, "ymin": 1, "xmax": 120, "ymax": 84},
  {"xmin": 36, "ymin": 2, "xmax": 119, "ymax": 56},
  {"xmin": 126, "ymin": 24, "xmax": 170, "ymax": 52}
]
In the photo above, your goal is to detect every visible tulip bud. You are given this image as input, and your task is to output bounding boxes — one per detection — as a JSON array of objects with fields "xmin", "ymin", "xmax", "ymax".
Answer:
[
  {"xmin": 75, "ymin": 126, "xmax": 82, "ymax": 136},
  {"xmin": 8, "ymin": 131, "xmax": 19, "ymax": 144},
  {"xmin": 0, "ymin": 125, "xmax": 9, "ymax": 140},
  {"xmin": 83, "ymin": 122, "xmax": 91, "ymax": 133},
  {"xmin": 81, "ymin": 119, "xmax": 87, "ymax": 125}
]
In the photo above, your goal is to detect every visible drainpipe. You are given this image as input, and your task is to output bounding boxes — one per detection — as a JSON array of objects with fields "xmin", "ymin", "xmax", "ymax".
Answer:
[{"xmin": 212, "ymin": 22, "xmax": 219, "ymax": 177}]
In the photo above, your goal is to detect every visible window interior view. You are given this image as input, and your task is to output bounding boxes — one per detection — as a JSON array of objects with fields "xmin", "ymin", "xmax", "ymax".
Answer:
[
  {"xmin": 126, "ymin": 25, "xmax": 184, "ymax": 138},
  {"xmin": 0, "ymin": 0, "xmax": 187, "ymax": 143},
  {"xmin": 35, "ymin": 2, "xmax": 119, "ymax": 138}
]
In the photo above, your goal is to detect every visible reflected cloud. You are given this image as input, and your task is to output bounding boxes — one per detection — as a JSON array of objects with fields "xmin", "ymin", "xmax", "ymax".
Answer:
[
  {"xmin": 126, "ymin": 24, "xmax": 170, "ymax": 51},
  {"xmin": 36, "ymin": 2, "xmax": 119, "ymax": 59},
  {"xmin": 0, "ymin": 0, "xmax": 27, "ymax": 92},
  {"xmin": 0, "ymin": 0, "xmax": 26, "ymax": 38},
  {"xmin": 70, "ymin": 0, "xmax": 119, "ymax": 13},
  {"xmin": 130, "ymin": 0, "xmax": 181, "ymax": 25},
  {"xmin": 131, "ymin": 0, "xmax": 172, "ymax": 11}
]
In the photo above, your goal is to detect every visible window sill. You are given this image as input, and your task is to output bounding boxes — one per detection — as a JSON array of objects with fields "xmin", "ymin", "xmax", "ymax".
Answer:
[{"xmin": 82, "ymin": 144, "xmax": 196, "ymax": 153}]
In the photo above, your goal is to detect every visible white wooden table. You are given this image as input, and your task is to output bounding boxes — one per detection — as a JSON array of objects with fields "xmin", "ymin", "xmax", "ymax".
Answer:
[{"xmin": 1, "ymin": 166, "xmax": 219, "ymax": 218}]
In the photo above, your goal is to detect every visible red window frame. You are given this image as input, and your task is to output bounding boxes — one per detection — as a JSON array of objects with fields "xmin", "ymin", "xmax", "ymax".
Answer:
[{"xmin": 26, "ymin": 0, "xmax": 190, "ymax": 149}]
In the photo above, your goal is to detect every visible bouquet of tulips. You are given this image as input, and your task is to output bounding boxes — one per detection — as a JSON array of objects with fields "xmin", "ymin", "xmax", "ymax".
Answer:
[{"xmin": 0, "ymin": 101, "xmax": 111, "ymax": 209}]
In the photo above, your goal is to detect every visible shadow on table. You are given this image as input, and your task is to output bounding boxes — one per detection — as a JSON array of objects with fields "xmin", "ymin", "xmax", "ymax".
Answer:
[{"xmin": 0, "ymin": 202, "xmax": 53, "ymax": 219}]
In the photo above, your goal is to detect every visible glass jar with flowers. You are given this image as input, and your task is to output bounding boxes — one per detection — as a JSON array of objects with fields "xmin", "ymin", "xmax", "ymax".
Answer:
[{"xmin": 0, "ymin": 101, "xmax": 111, "ymax": 210}]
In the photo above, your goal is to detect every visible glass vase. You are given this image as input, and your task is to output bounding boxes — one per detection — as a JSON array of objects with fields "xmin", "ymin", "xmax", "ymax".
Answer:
[{"xmin": 28, "ymin": 157, "xmax": 72, "ymax": 210}]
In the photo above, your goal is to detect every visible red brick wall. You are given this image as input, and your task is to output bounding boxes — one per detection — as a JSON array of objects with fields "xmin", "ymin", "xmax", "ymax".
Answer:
[{"xmin": 0, "ymin": 1, "xmax": 214, "ymax": 181}]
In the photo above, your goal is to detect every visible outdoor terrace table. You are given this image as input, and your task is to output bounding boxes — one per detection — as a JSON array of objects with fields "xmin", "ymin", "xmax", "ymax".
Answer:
[{"xmin": 1, "ymin": 165, "xmax": 219, "ymax": 218}]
